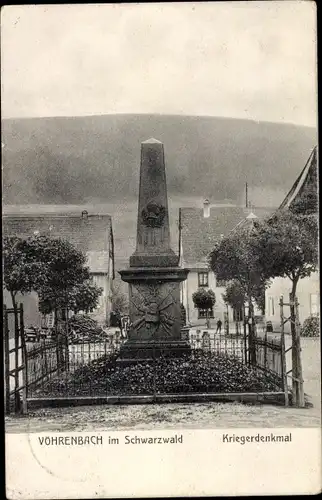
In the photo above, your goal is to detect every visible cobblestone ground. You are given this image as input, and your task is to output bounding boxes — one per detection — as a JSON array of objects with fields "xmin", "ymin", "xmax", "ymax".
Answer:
[{"xmin": 5, "ymin": 339, "xmax": 321, "ymax": 433}]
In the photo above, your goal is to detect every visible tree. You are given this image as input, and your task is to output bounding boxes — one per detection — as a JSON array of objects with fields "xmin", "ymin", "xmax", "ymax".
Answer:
[
  {"xmin": 3, "ymin": 236, "xmax": 47, "ymax": 317},
  {"xmin": 209, "ymin": 222, "xmax": 270, "ymax": 363},
  {"xmin": 192, "ymin": 288, "xmax": 216, "ymax": 328},
  {"xmin": 38, "ymin": 280, "xmax": 103, "ymax": 316},
  {"xmin": 111, "ymin": 283, "xmax": 129, "ymax": 315},
  {"xmin": 222, "ymin": 280, "xmax": 245, "ymax": 312},
  {"xmin": 71, "ymin": 281, "xmax": 103, "ymax": 314},
  {"xmin": 256, "ymin": 209, "xmax": 318, "ymax": 407},
  {"xmin": 209, "ymin": 222, "xmax": 270, "ymax": 313},
  {"xmin": 256, "ymin": 210, "xmax": 318, "ymax": 348},
  {"xmin": 3, "ymin": 234, "xmax": 103, "ymax": 323},
  {"xmin": 257, "ymin": 211, "xmax": 318, "ymax": 302}
]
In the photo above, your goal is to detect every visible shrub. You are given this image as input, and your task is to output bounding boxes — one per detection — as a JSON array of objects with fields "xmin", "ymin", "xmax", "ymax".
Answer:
[
  {"xmin": 38, "ymin": 351, "xmax": 282, "ymax": 397},
  {"xmin": 192, "ymin": 288, "xmax": 216, "ymax": 310},
  {"xmin": 301, "ymin": 315, "xmax": 320, "ymax": 337}
]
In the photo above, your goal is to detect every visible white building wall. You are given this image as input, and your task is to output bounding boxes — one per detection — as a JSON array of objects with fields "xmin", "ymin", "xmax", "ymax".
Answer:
[
  {"xmin": 181, "ymin": 268, "xmax": 235, "ymax": 327},
  {"xmin": 90, "ymin": 273, "xmax": 113, "ymax": 326},
  {"xmin": 265, "ymin": 271, "xmax": 320, "ymax": 332},
  {"xmin": 4, "ymin": 272, "xmax": 114, "ymax": 329}
]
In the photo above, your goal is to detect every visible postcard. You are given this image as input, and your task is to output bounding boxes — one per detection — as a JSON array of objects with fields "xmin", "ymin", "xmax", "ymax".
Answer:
[{"xmin": 2, "ymin": 2, "xmax": 320, "ymax": 498}]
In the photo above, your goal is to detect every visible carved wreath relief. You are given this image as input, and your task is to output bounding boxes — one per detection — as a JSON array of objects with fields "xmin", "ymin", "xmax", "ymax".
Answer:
[
  {"xmin": 130, "ymin": 284, "xmax": 177, "ymax": 339},
  {"xmin": 141, "ymin": 202, "xmax": 166, "ymax": 228}
]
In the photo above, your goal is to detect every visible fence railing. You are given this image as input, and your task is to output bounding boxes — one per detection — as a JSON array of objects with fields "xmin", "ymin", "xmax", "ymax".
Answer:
[
  {"xmin": 254, "ymin": 336, "xmax": 283, "ymax": 377},
  {"xmin": 26, "ymin": 331, "xmax": 124, "ymax": 397},
  {"xmin": 5, "ymin": 311, "xmax": 289, "ymax": 407},
  {"xmin": 4, "ymin": 300, "xmax": 297, "ymax": 414},
  {"xmin": 22, "ymin": 324, "xmax": 288, "ymax": 400},
  {"xmin": 190, "ymin": 329, "xmax": 245, "ymax": 362},
  {"xmin": 25, "ymin": 338, "xmax": 69, "ymax": 393}
]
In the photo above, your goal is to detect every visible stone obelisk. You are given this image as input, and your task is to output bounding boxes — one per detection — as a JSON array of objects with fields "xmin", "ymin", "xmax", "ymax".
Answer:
[{"xmin": 119, "ymin": 138, "xmax": 190, "ymax": 360}]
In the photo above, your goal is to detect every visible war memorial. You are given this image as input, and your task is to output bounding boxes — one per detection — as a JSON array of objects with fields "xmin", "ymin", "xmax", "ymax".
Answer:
[{"xmin": 119, "ymin": 138, "xmax": 190, "ymax": 361}]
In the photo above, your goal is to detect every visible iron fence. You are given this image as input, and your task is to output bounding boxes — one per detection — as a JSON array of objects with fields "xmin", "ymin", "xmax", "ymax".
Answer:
[
  {"xmin": 25, "ymin": 338, "xmax": 69, "ymax": 394},
  {"xmin": 26, "ymin": 332, "xmax": 123, "ymax": 397},
  {"xmin": 254, "ymin": 336, "xmax": 283, "ymax": 379},
  {"xmin": 190, "ymin": 329, "xmax": 245, "ymax": 362},
  {"xmin": 4, "ymin": 303, "xmax": 291, "ymax": 413},
  {"xmin": 24, "ymin": 325, "xmax": 285, "ymax": 399}
]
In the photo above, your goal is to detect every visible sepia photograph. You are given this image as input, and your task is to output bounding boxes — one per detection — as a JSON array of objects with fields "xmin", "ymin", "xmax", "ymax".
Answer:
[{"xmin": 2, "ymin": 2, "xmax": 320, "ymax": 497}]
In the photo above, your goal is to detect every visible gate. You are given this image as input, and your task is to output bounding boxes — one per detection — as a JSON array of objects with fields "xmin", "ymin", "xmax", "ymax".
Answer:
[{"xmin": 3, "ymin": 304, "xmax": 27, "ymax": 414}]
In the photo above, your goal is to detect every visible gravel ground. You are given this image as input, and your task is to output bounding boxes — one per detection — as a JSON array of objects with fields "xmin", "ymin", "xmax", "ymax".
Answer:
[
  {"xmin": 5, "ymin": 400, "xmax": 321, "ymax": 433},
  {"xmin": 5, "ymin": 338, "xmax": 321, "ymax": 432}
]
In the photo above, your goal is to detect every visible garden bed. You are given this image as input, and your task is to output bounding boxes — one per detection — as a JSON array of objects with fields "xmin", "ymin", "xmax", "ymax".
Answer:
[{"xmin": 33, "ymin": 351, "xmax": 283, "ymax": 397}]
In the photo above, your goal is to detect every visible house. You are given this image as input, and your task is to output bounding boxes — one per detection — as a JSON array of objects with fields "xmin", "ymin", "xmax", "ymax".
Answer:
[
  {"xmin": 265, "ymin": 147, "xmax": 319, "ymax": 331},
  {"xmin": 179, "ymin": 201, "xmax": 273, "ymax": 326},
  {"xmin": 3, "ymin": 208, "xmax": 115, "ymax": 327}
]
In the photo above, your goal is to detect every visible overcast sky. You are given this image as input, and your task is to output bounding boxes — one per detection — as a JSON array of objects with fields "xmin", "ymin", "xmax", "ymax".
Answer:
[{"xmin": 1, "ymin": 2, "xmax": 317, "ymax": 126}]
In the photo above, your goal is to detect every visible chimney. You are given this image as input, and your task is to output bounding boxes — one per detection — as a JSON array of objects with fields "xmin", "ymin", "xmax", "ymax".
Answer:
[{"xmin": 203, "ymin": 199, "xmax": 210, "ymax": 218}]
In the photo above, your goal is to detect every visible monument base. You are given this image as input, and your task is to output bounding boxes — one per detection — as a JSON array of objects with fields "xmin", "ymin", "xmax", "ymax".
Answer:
[{"xmin": 117, "ymin": 340, "xmax": 191, "ymax": 365}]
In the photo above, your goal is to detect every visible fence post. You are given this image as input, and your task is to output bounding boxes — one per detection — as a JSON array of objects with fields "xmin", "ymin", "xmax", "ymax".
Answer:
[
  {"xmin": 264, "ymin": 336, "xmax": 268, "ymax": 371},
  {"xmin": 243, "ymin": 307, "xmax": 248, "ymax": 364},
  {"xmin": 14, "ymin": 305, "xmax": 21, "ymax": 413},
  {"xmin": 19, "ymin": 304, "xmax": 28, "ymax": 414},
  {"xmin": 248, "ymin": 302, "xmax": 256, "ymax": 366},
  {"xmin": 56, "ymin": 332, "xmax": 61, "ymax": 377},
  {"xmin": 279, "ymin": 296, "xmax": 289, "ymax": 407},
  {"xmin": 295, "ymin": 297, "xmax": 305, "ymax": 407},
  {"xmin": 4, "ymin": 306, "xmax": 10, "ymax": 415}
]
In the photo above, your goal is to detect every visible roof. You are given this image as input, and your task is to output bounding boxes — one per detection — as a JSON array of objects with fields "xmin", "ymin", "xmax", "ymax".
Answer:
[
  {"xmin": 180, "ymin": 205, "xmax": 275, "ymax": 266},
  {"xmin": 279, "ymin": 146, "xmax": 317, "ymax": 211},
  {"xmin": 3, "ymin": 208, "xmax": 114, "ymax": 274},
  {"xmin": 231, "ymin": 210, "xmax": 261, "ymax": 233}
]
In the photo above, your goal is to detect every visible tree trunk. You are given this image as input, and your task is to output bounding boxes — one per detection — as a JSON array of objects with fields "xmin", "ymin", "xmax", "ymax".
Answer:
[
  {"xmin": 248, "ymin": 300, "xmax": 256, "ymax": 365},
  {"xmin": 206, "ymin": 309, "xmax": 210, "ymax": 329},
  {"xmin": 290, "ymin": 276, "xmax": 302, "ymax": 405},
  {"xmin": 243, "ymin": 305, "xmax": 248, "ymax": 363},
  {"xmin": 10, "ymin": 291, "xmax": 18, "ymax": 320}
]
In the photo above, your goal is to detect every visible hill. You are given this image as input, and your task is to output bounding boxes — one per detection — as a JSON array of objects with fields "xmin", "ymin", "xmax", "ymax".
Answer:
[{"xmin": 2, "ymin": 114, "xmax": 316, "ymax": 207}]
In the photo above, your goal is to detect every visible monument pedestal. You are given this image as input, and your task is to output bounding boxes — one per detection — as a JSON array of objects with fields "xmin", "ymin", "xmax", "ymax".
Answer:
[
  {"xmin": 118, "ymin": 267, "xmax": 190, "ymax": 362},
  {"xmin": 119, "ymin": 138, "xmax": 190, "ymax": 362},
  {"xmin": 117, "ymin": 341, "xmax": 191, "ymax": 364}
]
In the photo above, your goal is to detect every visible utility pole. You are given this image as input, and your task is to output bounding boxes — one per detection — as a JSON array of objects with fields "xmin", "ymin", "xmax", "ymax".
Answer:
[{"xmin": 245, "ymin": 182, "xmax": 248, "ymax": 209}]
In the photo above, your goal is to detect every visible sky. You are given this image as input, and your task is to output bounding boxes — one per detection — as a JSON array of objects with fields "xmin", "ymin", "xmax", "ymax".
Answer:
[{"xmin": 1, "ymin": 2, "xmax": 317, "ymax": 126}]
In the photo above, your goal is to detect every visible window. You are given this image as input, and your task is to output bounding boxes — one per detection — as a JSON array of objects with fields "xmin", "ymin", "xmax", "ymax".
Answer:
[
  {"xmin": 268, "ymin": 297, "xmax": 275, "ymax": 316},
  {"xmin": 198, "ymin": 272, "xmax": 209, "ymax": 287},
  {"xmin": 216, "ymin": 278, "xmax": 227, "ymax": 287},
  {"xmin": 310, "ymin": 294, "xmax": 319, "ymax": 315},
  {"xmin": 198, "ymin": 307, "xmax": 214, "ymax": 319}
]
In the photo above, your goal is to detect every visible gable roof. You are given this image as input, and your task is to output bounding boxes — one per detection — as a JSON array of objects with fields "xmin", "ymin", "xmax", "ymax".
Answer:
[
  {"xmin": 3, "ymin": 208, "xmax": 114, "ymax": 275},
  {"xmin": 279, "ymin": 146, "xmax": 317, "ymax": 211},
  {"xmin": 180, "ymin": 205, "xmax": 274, "ymax": 267}
]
